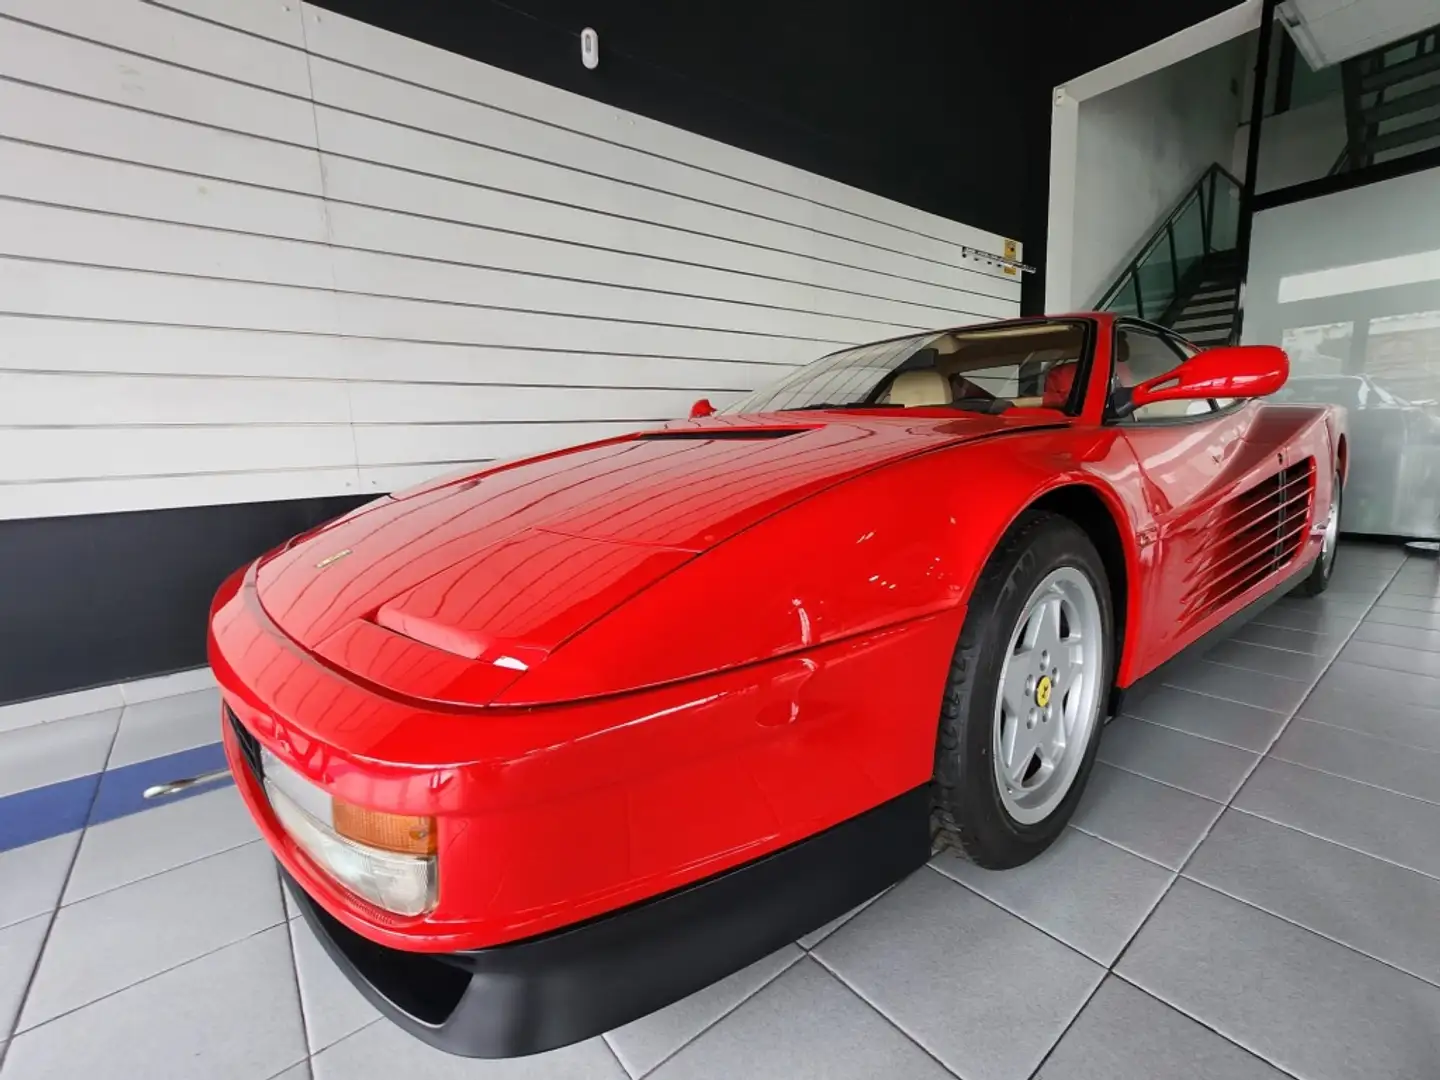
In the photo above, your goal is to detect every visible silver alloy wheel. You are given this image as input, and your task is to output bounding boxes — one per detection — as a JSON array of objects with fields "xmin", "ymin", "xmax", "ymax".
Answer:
[
  {"xmin": 1320, "ymin": 493, "xmax": 1340, "ymax": 575},
  {"xmin": 992, "ymin": 567, "xmax": 1105, "ymax": 826}
]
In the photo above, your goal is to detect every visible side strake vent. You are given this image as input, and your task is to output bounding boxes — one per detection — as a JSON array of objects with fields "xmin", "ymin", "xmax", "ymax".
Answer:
[
  {"xmin": 1181, "ymin": 456, "xmax": 1316, "ymax": 628},
  {"xmin": 634, "ymin": 429, "xmax": 806, "ymax": 441}
]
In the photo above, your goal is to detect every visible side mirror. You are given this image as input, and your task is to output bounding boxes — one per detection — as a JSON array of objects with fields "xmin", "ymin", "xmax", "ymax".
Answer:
[
  {"xmin": 1117, "ymin": 345, "xmax": 1288, "ymax": 417},
  {"xmin": 689, "ymin": 398, "xmax": 716, "ymax": 418}
]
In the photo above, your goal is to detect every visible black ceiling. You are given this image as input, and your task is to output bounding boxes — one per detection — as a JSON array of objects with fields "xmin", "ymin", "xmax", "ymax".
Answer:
[{"xmin": 311, "ymin": 0, "xmax": 1246, "ymax": 308}]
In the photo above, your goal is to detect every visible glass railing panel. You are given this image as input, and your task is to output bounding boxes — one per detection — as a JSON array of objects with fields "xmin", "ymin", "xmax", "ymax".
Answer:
[
  {"xmin": 1172, "ymin": 191, "xmax": 1206, "ymax": 291},
  {"xmin": 1100, "ymin": 274, "xmax": 1142, "ymax": 318},
  {"xmin": 1132, "ymin": 230, "xmax": 1176, "ymax": 322},
  {"xmin": 1210, "ymin": 173, "xmax": 1242, "ymax": 252}
]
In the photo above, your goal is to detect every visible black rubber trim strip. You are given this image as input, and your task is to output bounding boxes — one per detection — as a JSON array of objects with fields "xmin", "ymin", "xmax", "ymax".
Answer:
[{"xmin": 287, "ymin": 783, "xmax": 932, "ymax": 1058}]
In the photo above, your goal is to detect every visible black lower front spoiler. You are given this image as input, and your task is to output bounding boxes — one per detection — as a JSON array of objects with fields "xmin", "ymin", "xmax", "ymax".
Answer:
[{"xmin": 288, "ymin": 784, "xmax": 931, "ymax": 1058}]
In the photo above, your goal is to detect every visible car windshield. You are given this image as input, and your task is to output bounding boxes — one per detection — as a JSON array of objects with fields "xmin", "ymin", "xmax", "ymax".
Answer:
[{"xmin": 723, "ymin": 321, "xmax": 1090, "ymax": 415}]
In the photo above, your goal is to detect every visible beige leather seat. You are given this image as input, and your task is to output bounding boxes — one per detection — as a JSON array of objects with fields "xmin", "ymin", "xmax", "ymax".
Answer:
[
  {"xmin": 884, "ymin": 370, "xmax": 953, "ymax": 408},
  {"xmin": 1134, "ymin": 398, "xmax": 1213, "ymax": 419}
]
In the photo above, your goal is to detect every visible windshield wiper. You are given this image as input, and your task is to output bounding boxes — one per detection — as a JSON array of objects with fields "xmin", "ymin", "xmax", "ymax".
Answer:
[{"xmin": 784, "ymin": 402, "xmax": 904, "ymax": 411}]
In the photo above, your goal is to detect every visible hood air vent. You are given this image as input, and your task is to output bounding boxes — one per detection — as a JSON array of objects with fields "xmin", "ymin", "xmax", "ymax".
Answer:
[{"xmin": 634, "ymin": 429, "xmax": 807, "ymax": 441}]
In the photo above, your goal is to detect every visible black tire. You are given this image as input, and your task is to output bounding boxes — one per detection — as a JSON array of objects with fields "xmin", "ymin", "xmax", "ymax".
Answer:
[
  {"xmin": 1291, "ymin": 471, "xmax": 1341, "ymax": 598},
  {"xmin": 932, "ymin": 511, "xmax": 1114, "ymax": 869}
]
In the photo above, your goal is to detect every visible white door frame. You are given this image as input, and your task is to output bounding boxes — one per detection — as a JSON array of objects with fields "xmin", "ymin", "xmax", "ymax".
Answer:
[{"xmin": 1045, "ymin": 0, "xmax": 1264, "ymax": 313}]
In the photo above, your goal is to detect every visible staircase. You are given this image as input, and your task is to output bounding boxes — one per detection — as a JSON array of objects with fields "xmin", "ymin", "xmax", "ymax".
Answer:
[
  {"xmin": 1165, "ymin": 250, "xmax": 1241, "ymax": 347},
  {"xmin": 1333, "ymin": 25, "xmax": 1440, "ymax": 173},
  {"xmin": 1095, "ymin": 164, "xmax": 1244, "ymax": 346}
]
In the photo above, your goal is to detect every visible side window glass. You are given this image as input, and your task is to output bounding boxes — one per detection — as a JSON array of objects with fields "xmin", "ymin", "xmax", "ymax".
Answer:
[{"xmin": 1114, "ymin": 329, "xmax": 1216, "ymax": 423}]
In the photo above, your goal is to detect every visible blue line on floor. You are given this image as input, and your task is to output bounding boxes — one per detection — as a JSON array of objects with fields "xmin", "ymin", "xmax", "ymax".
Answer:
[
  {"xmin": 0, "ymin": 774, "xmax": 100, "ymax": 852},
  {"xmin": 0, "ymin": 741, "xmax": 231, "ymax": 853},
  {"xmin": 89, "ymin": 742, "xmax": 231, "ymax": 826}
]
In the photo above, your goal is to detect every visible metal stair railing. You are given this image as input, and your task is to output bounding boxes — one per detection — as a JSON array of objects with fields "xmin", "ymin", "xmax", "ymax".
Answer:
[{"xmin": 1094, "ymin": 163, "xmax": 1244, "ymax": 331}]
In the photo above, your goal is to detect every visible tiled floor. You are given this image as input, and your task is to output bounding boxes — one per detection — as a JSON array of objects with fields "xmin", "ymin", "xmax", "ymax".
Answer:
[{"xmin": 3, "ymin": 541, "xmax": 1440, "ymax": 1079}]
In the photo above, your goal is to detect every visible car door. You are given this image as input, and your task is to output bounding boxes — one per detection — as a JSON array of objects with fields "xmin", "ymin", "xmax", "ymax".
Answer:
[{"xmin": 1110, "ymin": 324, "xmax": 1263, "ymax": 661}]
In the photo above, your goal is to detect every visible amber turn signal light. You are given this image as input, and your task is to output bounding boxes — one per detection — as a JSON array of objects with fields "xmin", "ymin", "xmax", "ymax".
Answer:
[{"xmin": 332, "ymin": 802, "xmax": 437, "ymax": 856}]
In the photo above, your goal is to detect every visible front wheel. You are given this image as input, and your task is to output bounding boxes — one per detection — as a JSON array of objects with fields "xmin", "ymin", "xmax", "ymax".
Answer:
[{"xmin": 933, "ymin": 511, "xmax": 1113, "ymax": 868}]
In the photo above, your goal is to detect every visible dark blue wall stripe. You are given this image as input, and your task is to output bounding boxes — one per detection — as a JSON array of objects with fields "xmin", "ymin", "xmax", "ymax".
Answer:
[{"xmin": 0, "ymin": 741, "xmax": 232, "ymax": 853}]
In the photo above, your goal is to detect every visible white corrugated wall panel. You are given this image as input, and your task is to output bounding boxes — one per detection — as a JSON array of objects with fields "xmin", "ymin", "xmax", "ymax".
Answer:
[{"xmin": 0, "ymin": 0, "xmax": 1022, "ymax": 520}]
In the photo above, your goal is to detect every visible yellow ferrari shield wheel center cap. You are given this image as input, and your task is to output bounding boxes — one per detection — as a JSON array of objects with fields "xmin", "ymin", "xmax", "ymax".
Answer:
[{"xmin": 1035, "ymin": 676, "xmax": 1053, "ymax": 709}]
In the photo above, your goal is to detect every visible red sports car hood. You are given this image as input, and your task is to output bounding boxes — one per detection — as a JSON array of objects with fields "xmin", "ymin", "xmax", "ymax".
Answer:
[{"xmin": 254, "ymin": 413, "xmax": 1056, "ymax": 705}]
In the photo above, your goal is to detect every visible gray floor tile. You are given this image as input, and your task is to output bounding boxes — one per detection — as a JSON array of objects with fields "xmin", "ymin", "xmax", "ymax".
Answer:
[
  {"xmin": 106, "ymin": 689, "xmax": 221, "ymax": 768},
  {"xmin": 796, "ymin": 891, "xmax": 887, "ymax": 950},
  {"xmin": 0, "ymin": 688, "xmax": 122, "ymax": 737},
  {"xmin": 1069, "ymin": 764, "xmax": 1223, "ymax": 869},
  {"xmin": 1330, "ymin": 565, "xmax": 1403, "ymax": 590},
  {"xmin": 1313, "ymin": 660, "xmax": 1440, "ymax": 709},
  {"xmin": 1271, "ymin": 718, "xmax": 1440, "ymax": 804},
  {"xmin": 607, "ymin": 945, "xmax": 802, "ymax": 1077},
  {"xmin": 64, "ymin": 785, "xmax": 258, "ymax": 903},
  {"xmin": 1226, "ymin": 621, "xmax": 1343, "ymax": 656},
  {"xmin": 0, "ymin": 915, "xmax": 49, "ymax": 1037},
  {"xmin": 1248, "ymin": 603, "xmax": 1358, "ymax": 634},
  {"xmin": 1270, "ymin": 596, "xmax": 1373, "ymax": 620},
  {"xmin": 0, "ymin": 711, "xmax": 120, "ymax": 798},
  {"xmin": 815, "ymin": 869, "xmax": 1102, "ymax": 1080},
  {"xmin": 1340, "ymin": 638, "xmax": 1440, "ymax": 679},
  {"xmin": 1297, "ymin": 684, "xmax": 1440, "ymax": 750},
  {"xmin": 1203, "ymin": 640, "xmax": 1332, "ymax": 682},
  {"xmin": 1121, "ymin": 685, "xmax": 1287, "ymax": 752},
  {"xmin": 1118, "ymin": 878, "xmax": 1440, "ymax": 1080},
  {"xmin": 287, "ymin": 913, "xmax": 379, "ymax": 1055},
  {"xmin": 282, "ymin": 876, "xmax": 302, "ymax": 921},
  {"xmin": 1, "ymin": 925, "xmax": 306, "ymax": 1080},
  {"xmin": 1034, "ymin": 975, "xmax": 1289, "ymax": 1080},
  {"xmin": 268, "ymin": 1063, "xmax": 312, "ymax": 1080},
  {"xmin": 1383, "ymin": 577, "xmax": 1440, "ymax": 599},
  {"xmin": 1294, "ymin": 589, "xmax": 1380, "ymax": 607},
  {"xmin": 20, "ymin": 841, "xmax": 284, "ymax": 1029},
  {"xmin": 932, "ymin": 828, "xmax": 1172, "ymax": 965},
  {"xmin": 1098, "ymin": 717, "xmax": 1259, "ymax": 802},
  {"xmin": 1234, "ymin": 758, "xmax": 1440, "ymax": 879},
  {"xmin": 118, "ymin": 669, "xmax": 216, "ymax": 707},
  {"xmin": 1351, "ymin": 619, "xmax": 1440, "ymax": 653},
  {"xmin": 313, "ymin": 1013, "xmax": 626, "ymax": 1079},
  {"xmin": 1187, "ymin": 810, "xmax": 1440, "ymax": 986},
  {"xmin": 650, "ymin": 957, "xmax": 952, "ymax": 1080},
  {"xmin": 1362, "ymin": 605, "xmax": 1440, "ymax": 632},
  {"xmin": 0, "ymin": 835, "xmax": 78, "ymax": 931},
  {"xmin": 1373, "ymin": 592, "xmax": 1440, "ymax": 614},
  {"xmin": 1160, "ymin": 661, "xmax": 1312, "ymax": 714}
]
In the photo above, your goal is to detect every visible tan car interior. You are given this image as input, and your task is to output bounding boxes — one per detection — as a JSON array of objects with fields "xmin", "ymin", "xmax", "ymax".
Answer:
[{"xmin": 879, "ymin": 324, "xmax": 1086, "ymax": 410}]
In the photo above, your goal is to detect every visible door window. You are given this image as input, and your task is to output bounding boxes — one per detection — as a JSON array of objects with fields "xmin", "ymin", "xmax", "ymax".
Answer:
[{"xmin": 1113, "ymin": 328, "xmax": 1216, "ymax": 422}]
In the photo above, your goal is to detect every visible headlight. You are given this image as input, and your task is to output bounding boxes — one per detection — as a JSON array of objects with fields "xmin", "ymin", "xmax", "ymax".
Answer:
[{"xmin": 260, "ymin": 748, "xmax": 437, "ymax": 916}]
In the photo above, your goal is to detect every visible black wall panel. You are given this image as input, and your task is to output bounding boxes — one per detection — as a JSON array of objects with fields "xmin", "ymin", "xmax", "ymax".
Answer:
[
  {"xmin": 0, "ymin": 496, "xmax": 367, "ymax": 704},
  {"xmin": 312, "ymin": 0, "xmax": 1035, "ymax": 242}
]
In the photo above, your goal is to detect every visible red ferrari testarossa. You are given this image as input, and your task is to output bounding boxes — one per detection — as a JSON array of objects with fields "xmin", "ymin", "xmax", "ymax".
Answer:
[{"xmin": 211, "ymin": 313, "xmax": 1346, "ymax": 1057}]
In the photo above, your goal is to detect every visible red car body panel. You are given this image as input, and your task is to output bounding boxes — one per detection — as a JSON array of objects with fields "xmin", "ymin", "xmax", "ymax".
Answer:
[{"xmin": 211, "ymin": 313, "xmax": 1346, "ymax": 960}]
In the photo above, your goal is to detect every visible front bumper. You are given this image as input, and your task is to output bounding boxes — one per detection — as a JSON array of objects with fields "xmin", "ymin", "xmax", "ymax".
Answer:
[{"xmin": 286, "ymin": 786, "xmax": 930, "ymax": 1058}]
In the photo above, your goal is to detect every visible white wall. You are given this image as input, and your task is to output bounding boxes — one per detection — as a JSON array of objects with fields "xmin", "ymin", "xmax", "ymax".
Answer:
[
  {"xmin": 1233, "ymin": 95, "xmax": 1349, "ymax": 193},
  {"xmin": 1065, "ymin": 39, "xmax": 1247, "ymax": 309},
  {"xmin": 0, "ymin": 0, "xmax": 1020, "ymax": 521}
]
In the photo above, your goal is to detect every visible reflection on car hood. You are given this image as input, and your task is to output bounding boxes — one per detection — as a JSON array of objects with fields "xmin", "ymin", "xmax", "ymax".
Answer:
[{"xmin": 253, "ymin": 412, "xmax": 1058, "ymax": 705}]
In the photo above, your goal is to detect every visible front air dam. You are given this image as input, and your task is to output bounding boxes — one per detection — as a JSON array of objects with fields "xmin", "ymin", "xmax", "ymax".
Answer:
[{"xmin": 287, "ymin": 784, "xmax": 931, "ymax": 1057}]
